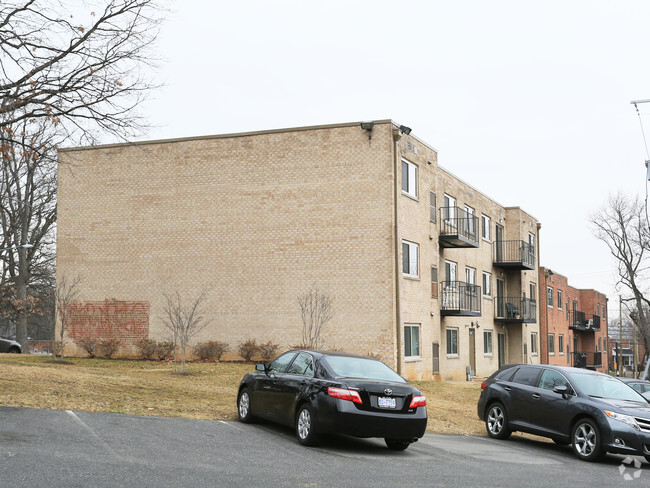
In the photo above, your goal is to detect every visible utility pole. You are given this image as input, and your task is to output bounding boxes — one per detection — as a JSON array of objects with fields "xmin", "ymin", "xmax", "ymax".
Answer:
[{"xmin": 619, "ymin": 296, "xmax": 623, "ymax": 377}]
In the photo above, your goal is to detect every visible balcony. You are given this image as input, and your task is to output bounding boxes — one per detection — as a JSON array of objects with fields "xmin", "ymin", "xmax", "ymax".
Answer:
[
  {"xmin": 573, "ymin": 351, "xmax": 602, "ymax": 369},
  {"xmin": 494, "ymin": 297, "xmax": 537, "ymax": 323},
  {"xmin": 569, "ymin": 311, "xmax": 601, "ymax": 332},
  {"xmin": 438, "ymin": 207, "xmax": 480, "ymax": 248},
  {"xmin": 440, "ymin": 281, "xmax": 481, "ymax": 316},
  {"xmin": 493, "ymin": 240, "xmax": 535, "ymax": 270}
]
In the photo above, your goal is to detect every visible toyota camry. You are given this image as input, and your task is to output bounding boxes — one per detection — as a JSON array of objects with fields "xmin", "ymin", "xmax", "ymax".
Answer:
[{"xmin": 237, "ymin": 350, "xmax": 427, "ymax": 450}]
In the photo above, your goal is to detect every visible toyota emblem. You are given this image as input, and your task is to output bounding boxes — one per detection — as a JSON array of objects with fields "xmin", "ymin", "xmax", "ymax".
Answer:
[{"xmin": 384, "ymin": 388, "xmax": 392, "ymax": 396}]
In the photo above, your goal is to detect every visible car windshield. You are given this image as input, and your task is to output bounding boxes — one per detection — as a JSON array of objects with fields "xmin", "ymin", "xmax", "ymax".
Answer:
[
  {"xmin": 324, "ymin": 356, "xmax": 406, "ymax": 383},
  {"xmin": 570, "ymin": 372, "xmax": 646, "ymax": 402}
]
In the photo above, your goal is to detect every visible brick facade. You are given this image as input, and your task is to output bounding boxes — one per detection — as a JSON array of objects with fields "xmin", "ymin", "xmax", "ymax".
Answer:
[{"xmin": 57, "ymin": 120, "xmax": 541, "ymax": 380}]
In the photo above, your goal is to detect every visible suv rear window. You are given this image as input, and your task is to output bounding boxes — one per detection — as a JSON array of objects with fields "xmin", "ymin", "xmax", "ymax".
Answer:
[{"xmin": 511, "ymin": 367, "xmax": 541, "ymax": 387}]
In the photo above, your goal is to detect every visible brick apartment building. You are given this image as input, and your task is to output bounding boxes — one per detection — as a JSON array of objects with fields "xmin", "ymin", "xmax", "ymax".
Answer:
[
  {"xmin": 57, "ymin": 120, "xmax": 541, "ymax": 381},
  {"xmin": 538, "ymin": 267, "xmax": 608, "ymax": 373}
]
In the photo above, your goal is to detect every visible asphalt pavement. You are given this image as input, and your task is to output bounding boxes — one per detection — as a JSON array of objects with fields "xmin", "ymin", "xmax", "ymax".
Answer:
[{"xmin": 0, "ymin": 406, "xmax": 648, "ymax": 487}]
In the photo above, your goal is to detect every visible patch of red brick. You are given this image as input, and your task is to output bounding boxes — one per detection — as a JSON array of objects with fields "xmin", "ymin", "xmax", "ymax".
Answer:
[{"xmin": 67, "ymin": 299, "xmax": 150, "ymax": 344}]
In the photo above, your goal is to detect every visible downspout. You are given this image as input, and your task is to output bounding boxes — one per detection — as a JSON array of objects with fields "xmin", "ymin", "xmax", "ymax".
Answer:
[{"xmin": 393, "ymin": 126, "xmax": 402, "ymax": 375}]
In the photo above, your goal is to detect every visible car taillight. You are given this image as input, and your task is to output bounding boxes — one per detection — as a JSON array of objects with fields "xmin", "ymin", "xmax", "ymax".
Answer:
[
  {"xmin": 328, "ymin": 387, "xmax": 362, "ymax": 404},
  {"xmin": 409, "ymin": 395, "xmax": 426, "ymax": 408},
  {"xmin": 481, "ymin": 381, "xmax": 487, "ymax": 390}
]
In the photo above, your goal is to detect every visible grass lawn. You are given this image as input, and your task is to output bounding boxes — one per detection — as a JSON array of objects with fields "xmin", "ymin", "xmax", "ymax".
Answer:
[{"xmin": 0, "ymin": 354, "xmax": 486, "ymax": 436}]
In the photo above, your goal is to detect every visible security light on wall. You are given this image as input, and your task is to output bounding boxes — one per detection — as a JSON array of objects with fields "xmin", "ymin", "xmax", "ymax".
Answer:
[
  {"xmin": 399, "ymin": 125, "xmax": 412, "ymax": 135},
  {"xmin": 360, "ymin": 121, "xmax": 374, "ymax": 131}
]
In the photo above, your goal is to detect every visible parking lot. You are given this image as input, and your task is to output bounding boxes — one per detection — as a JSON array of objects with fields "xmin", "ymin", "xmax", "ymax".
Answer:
[{"xmin": 0, "ymin": 406, "xmax": 647, "ymax": 487}]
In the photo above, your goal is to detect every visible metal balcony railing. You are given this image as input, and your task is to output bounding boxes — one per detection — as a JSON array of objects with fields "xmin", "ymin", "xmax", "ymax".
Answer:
[
  {"xmin": 440, "ymin": 281, "xmax": 481, "ymax": 316},
  {"xmin": 438, "ymin": 207, "xmax": 479, "ymax": 248},
  {"xmin": 569, "ymin": 311, "xmax": 601, "ymax": 331},
  {"xmin": 493, "ymin": 240, "xmax": 535, "ymax": 270},
  {"xmin": 494, "ymin": 297, "xmax": 537, "ymax": 323},
  {"xmin": 573, "ymin": 351, "xmax": 602, "ymax": 369}
]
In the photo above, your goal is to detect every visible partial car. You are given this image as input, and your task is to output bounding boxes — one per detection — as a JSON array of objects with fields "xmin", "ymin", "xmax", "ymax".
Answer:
[
  {"xmin": 237, "ymin": 350, "xmax": 427, "ymax": 450},
  {"xmin": 0, "ymin": 338, "xmax": 21, "ymax": 353},
  {"xmin": 477, "ymin": 364, "xmax": 650, "ymax": 462}
]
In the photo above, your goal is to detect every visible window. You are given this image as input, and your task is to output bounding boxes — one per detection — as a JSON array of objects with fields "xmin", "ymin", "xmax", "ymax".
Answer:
[
  {"xmin": 401, "ymin": 159, "xmax": 417, "ymax": 198},
  {"xmin": 268, "ymin": 352, "xmax": 297, "ymax": 373},
  {"xmin": 287, "ymin": 352, "xmax": 314, "ymax": 376},
  {"xmin": 482, "ymin": 272, "xmax": 492, "ymax": 296},
  {"xmin": 531, "ymin": 332, "xmax": 538, "ymax": 354},
  {"xmin": 446, "ymin": 328, "xmax": 458, "ymax": 355},
  {"xmin": 429, "ymin": 191, "xmax": 436, "ymax": 223},
  {"xmin": 484, "ymin": 330, "xmax": 493, "ymax": 354},
  {"xmin": 466, "ymin": 267, "xmax": 477, "ymax": 295},
  {"xmin": 512, "ymin": 366, "xmax": 541, "ymax": 387},
  {"xmin": 597, "ymin": 303, "xmax": 601, "ymax": 317},
  {"xmin": 539, "ymin": 369, "xmax": 571, "ymax": 392},
  {"xmin": 598, "ymin": 337, "xmax": 601, "ymax": 352},
  {"xmin": 443, "ymin": 194, "xmax": 456, "ymax": 222},
  {"xmin": 404, "ymin": 325, "xmax": 420, "ymax": 358},
  {"xmin": 402, "ymin": 240, "xmax": 419, "ymax": 278},
  {"xmin": 445, "ymin": 260, "xmax": 457, "ymax": 282},
  {"xmin": 557, "ymin": 290, "xmax": 563, "ymax": 310},
  {"xmin": 464, "ymin": 205, "xmax": 475, "ymax": 235},
  {"xmin": 548, "ymin": 334, "xmax": 555, "ymax": 355},
  {"xmin": 559, "ymin": 335, "xmax": 564, "ymax": 355},
  {"xmin": 530, "ymin": 283, "xmax": 536, "ymax": 302},
  {"xmin": 528, "ymin": 232, "xmax": 535, "ymax": 256},
  {"xmin": 481, "ymin": 214, "xmax": 491, "ymax": 241},
  {"xmin": 430, "ymin": 266, "xmax": 438, "ymax": 298},
  {"xmin": 566, "ymin": 303, "xmax": 569, "ymax": 320},
  {"xmin": 547, "ymin": 287, "xmax": 553, "ymax": 307}
]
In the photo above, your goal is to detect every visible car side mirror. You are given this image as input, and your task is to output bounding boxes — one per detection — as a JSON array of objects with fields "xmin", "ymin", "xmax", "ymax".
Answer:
[
  {"xmin": 552, "ymin": 385, "xmax": 569, "ymax": 398},
  {"xmin": 255, "ymin": 363, "xmax": 266, "ymax": 372}
]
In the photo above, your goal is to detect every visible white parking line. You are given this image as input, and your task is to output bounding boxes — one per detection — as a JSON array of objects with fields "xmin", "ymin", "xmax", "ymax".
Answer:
[{"xmin": 65, "ymin": 410, "xmax": 124, "ymax": 462}]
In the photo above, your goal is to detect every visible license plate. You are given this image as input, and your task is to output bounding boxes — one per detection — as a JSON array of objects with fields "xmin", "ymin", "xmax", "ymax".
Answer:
[{"xmin": 378, "ymin": 397, "xmax": 396, "ymax": 408}]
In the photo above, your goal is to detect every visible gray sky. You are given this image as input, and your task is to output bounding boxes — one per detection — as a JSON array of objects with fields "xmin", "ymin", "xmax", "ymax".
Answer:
[{"xmin": 135, "ymin": 1, "xmax": 650, "ymax": 312}]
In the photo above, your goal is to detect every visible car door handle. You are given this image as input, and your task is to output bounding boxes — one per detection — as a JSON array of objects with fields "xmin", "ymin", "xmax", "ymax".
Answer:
[
  {"xmin": 532, "ymin": 393, "xmax": 540, "ymax": 400},
  {"xmin": 504, "ymin": 386, "xmax": 511, "ymax": 392}
]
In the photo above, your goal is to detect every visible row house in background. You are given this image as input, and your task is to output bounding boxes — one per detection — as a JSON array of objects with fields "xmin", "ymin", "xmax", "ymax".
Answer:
[
  {"xmin": 57, "ymin": 120, "xmax": 541, "ymax": 381},
  {"xmin": 538, "ymin": 267, "xmax": 608, "ymax": 373}
]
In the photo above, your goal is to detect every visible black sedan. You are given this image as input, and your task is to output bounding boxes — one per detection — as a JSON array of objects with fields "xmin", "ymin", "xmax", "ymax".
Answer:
[
  {"xmin": 478, "ymin": 364, "xmax": 650, "ymax": 462},
  {"xmin": 237, "ymin": 350, "xmax": 427, "ymax": 450},
  {"xmin": 0, "ymin": 338, "xmax": 21, "ymax": 353}
]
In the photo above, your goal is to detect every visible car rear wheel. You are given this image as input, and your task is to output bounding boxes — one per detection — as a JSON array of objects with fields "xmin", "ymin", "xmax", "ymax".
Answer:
[
  {"xmin": 571, "ymin": 418, "xmax": 603, "ymax": 462},
  {"xmin": 237, "ymin": 388, "xmax": 254, "ymax": 423},
  {"xmin": 385, "ymin": 439, "xmax": 410, "ymax": 451},
  {"xmin": 485, "ymin": 402, "xmax": 511, "ymax": 439},
  {"xmin": 295, "ymin": 404, "xmax": 320, "ymax": 446},
  {"xmin": 7, "ymin": 347, "xmax": 19, "ymax": 353}
]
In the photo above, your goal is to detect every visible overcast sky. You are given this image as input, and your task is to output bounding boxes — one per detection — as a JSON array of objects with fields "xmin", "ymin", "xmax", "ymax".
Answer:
[{"xmin": 134, "ymin": 1, "xmax": 650, "ymax": 314}]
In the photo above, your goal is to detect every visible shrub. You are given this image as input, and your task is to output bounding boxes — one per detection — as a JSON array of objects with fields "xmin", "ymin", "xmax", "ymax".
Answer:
[
  {"xmin": 258, "ymin": 341, "xmax": 279, "ymax": 361},
  {"xmin": 238, "ymin": 339, "xmax": 259, "ymax": 362},
  {"xmin": 135, "ymin": 338, "xmax": 158, "ymax": 360},
  {"xmin": 76, "ymin": 336, "xmax": 98, "ymax": 358},
  {"xmin": 192, "ymin": 341, "xmax": 230, "ymax": 361},
  {"xmin": 156, "ymin": 341, "xmax": 175, "ymax": 361},
  {"xmin": 96, "ymin": 338, "xmax": 121, "ymax": 359},
  {"xmin": 49, "ymin": 340, "xmax": 65, "ymax": 357}
]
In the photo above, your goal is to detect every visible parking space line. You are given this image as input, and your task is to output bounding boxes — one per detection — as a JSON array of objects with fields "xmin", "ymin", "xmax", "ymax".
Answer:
[{"xmin": 65, "ymin": 410, "xmax": 125, "ymax": 462}]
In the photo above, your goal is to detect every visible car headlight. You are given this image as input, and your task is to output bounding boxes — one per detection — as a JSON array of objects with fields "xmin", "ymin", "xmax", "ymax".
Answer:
[{"xmin": 604, "ymin": 410, "xmax": 641, "ymax": 431}]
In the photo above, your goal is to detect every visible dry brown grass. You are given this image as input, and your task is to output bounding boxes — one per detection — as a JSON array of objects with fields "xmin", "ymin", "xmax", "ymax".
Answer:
[{"xmin": 0, "ymin": 354, "xmax": 486, "ymax": 434}]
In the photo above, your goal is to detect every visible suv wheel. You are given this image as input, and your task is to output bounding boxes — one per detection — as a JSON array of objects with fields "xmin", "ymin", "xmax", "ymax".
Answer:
[
  {"xmin": 571, "ymin": 418, "xmax": 603, "ymax": 462},
  {"xmin": 485, "ymin": 402, "xmax": 511, "ymax": 439}
]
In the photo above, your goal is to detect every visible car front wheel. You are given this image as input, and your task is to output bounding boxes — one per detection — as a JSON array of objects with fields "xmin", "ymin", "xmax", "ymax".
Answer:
[
  {"xmin": 385, "ymin": 438, "xmax": 410, "ymax": 451},
  {"xmin": 7, "ymin": 347, "xmax": 19, "ymax": 353},
  {"xmin": 571, "ymin": 418, "xmax": 603, "ymax": 462},
  {"xmin": 485, "ymin": 402, "xmax": 511, "ymax": 439},
  {"xmin": 295, "ymin": 404, "xmax": 320, "ymax": 446},
  {"xmin": 237, "ymin": 388, "xmax": 254, "ymax": 423}
]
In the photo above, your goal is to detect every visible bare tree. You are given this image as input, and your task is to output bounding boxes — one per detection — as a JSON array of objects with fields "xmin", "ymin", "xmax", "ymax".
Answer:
[
  {"xmin": 298, "ymin": 284, "xmax": 334, "ymax": 350},
  {"xmin": 161, "ymin": 290, "xmax": 212, "ymax": 373},
  {"xmin": 52, "ymin": 273, "xmax": 81, "ymax": 360},
  {"xmin": 591, "ymin": 193, "xmax": 650, "ymax": 365},
  {"xmin": 0, "ymin": 0, "xmax": 163, "ymax": 144}
]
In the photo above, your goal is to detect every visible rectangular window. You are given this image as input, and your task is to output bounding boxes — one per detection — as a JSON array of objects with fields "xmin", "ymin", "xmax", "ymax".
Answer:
[
  {"xmin": 431, "ymin": 266, "xmax": 438, "ymax": 298},
  {"xmin": 548, "ymin": 334, "xmax": 555, "ymax": 355},
  {"xmin": 530, "ymin": 283, "xmax": 536, "ymax": 302},
  {"xmin": 429, "ymin": 191, "xmax": 436, "ymax": 223},
  {"xmin": 482, "ymin": 272, "xmax": 492, "ymax": 296},
  {"xmin": 401, "ymin": 159, "xmax": 417, "ymax": 198},
  {"xmin": 547, "ymin": 286, "xmax": 553, "ymax": 307},
  {"xmin": 531, "ymin": 332, "xmax": 538, "ymax": 354},
  {"xmin": 566, "ymin": 303, "xmax": 569, "ymax": 320},
  {"xmin": 484, "ymin": 330, "xmax": 493, "ymax": 354},
  {"xmin": 443, "ymin": 194, "xmax": 456, "ymax": 222},
  {"xmin": 597, "ymin": 304, "xmax": 601, "ymax": 316},
  {"xmin": 481, "ymin": 214, "xmax": 491, "ymax": 241},
  {"xmin": 598, "ymin": 337, "xmax": 601, "ymax": 352},
  {"xmin": 402, "ymin": 241, "xmax": 419, "ymax": 278},
  {"xmin": 557, "ymin": 290, "xmax": 563, "ymax": 310},
  {"xmin": 558, "ymin": 335, "xmax": 564, "ymax": 355},
  {"xmin": 464, "ymin": 205, "xmax": 475, "ymax": 235},
  {"xmin": 446, "ymin": 328, "xmax": 458, "ymax": 355},
  {"xmin": 404, "ymin": 325, "xmax": 420, "ymax": 358},
  {"xmin": 466, "ymin": 267, "xmax": 477, "ymax": 295},
  {"xmin": 529, "ymin": 232, "xmax": 535, "ymax": 256}
]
